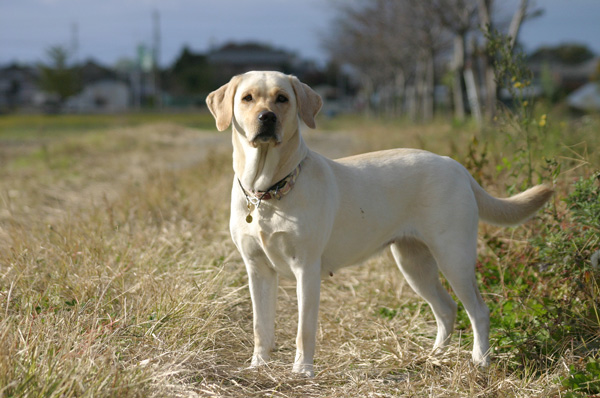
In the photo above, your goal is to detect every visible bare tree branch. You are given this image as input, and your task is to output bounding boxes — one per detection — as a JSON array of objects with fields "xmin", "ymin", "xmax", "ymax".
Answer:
[{"xmin": 508, "ymin": 0, "xmax": 528, "ymax": 49}]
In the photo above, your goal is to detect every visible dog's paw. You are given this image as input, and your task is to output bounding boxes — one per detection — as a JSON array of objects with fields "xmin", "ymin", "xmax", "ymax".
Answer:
[
  {"xmin": 292, "ymin": 363, "xmax": 314, "ymax": 377},
  {"xmin": 472, "ymin": 355, "xmax": 491, "ymax": 368},
  {"xmin": 250, "ymin": 355, "xmax": 269, "ymax": 368}
]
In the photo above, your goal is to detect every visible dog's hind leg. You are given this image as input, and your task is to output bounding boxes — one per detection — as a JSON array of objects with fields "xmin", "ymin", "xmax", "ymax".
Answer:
[
  {"xmin": 390, "ymin": 239, "xmax": 458, "ymax": 352},
  {"xmin": 429, "ymin": 237, "xmax": 491, "ymax": 367}
]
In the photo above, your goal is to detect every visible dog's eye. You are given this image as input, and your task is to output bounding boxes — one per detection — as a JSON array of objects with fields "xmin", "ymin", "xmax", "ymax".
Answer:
[
  {"xmin": 276, "ymin": 95, "xmax": 288, "ymax": 103},
  {"xmin": 242, "ymin": 94, "xmax": 253, "ymax": 102}
]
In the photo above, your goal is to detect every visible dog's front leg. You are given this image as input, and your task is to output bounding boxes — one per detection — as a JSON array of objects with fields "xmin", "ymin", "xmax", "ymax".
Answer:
[
  {"xmin": 244, "ymin": 257, "xmax": 278, "ymax": 368},
  {"xmin": 291, "ymin": 262, "xmax": 321, "ymax": 377}
]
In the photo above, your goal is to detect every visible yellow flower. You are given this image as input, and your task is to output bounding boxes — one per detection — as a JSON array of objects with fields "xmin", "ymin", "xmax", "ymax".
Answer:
[
  {"xmin": 514, "ymin": 81, "xmax": 522, "ymax": 88},
  {"xmin": 539, "ymin": 115, "xmax": 547, "ymax": 127},
  {"xmin": 523, "ymin": 101, "xmax": 529, "ymax": 107},
  {"xmin": 511, "ymin": 76, "xmax": 517, "ymax": 82}
]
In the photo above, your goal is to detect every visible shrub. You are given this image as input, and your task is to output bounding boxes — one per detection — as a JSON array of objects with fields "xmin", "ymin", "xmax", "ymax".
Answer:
[{"xmin": 476, "ymin": 174, "xmax": 600, "ymax": 381}]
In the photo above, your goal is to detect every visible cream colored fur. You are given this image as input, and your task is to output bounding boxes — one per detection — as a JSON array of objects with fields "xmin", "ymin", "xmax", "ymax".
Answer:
[{"xmin": 206, "ymin": 71, "xmax": 554, "ymax": 377}]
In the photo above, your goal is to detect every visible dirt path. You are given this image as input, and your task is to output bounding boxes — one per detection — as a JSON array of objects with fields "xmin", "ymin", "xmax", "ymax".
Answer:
[
  {"xmin": 104, "ymin": 122, "xmax": 359, "ymax": 189},
  {"xmin": 0, "ymin": 122, "xmax": 358, "ymax": 229}
]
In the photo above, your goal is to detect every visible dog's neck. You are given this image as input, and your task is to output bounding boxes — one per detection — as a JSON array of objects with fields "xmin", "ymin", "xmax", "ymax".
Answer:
[{"xmin": 232, "ymin": 124, "xmax": 308, "ymax": 192}]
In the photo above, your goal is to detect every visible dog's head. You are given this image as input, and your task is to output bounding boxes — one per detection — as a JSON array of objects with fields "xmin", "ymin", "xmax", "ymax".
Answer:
[{"xmin": 206, "ymin": 71, "xmax": 322, "ymax": 147}]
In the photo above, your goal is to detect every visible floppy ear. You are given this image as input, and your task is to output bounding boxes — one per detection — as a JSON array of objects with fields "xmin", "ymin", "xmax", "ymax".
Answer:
[
  {"xmin": 206, "ymin": 75, "xmax": 241, "ymax": 131},
  {"xmin": 290, "ymin": 76, "xmax": 323, "ymax": 129}
]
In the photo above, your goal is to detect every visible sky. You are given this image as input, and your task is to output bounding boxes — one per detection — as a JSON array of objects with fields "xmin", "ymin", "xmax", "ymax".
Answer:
[{"xmin": 1, "ymin": 0, "xmax": 599, "ymax": 68}]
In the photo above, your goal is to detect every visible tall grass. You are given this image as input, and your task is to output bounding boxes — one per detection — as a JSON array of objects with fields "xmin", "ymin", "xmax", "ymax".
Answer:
[{"xmin": 0, "ymin": 114, "xmax": 598, "ymax": 396}]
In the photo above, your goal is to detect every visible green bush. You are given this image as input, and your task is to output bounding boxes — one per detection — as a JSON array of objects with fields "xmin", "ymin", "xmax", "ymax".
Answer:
[
  {"xmin": 476, "ymin": 174, "xmax": 599, "ymax": 382},
  {"xmin": 561, "ymin": 358, "xmax": 600, "ymax": 397}
]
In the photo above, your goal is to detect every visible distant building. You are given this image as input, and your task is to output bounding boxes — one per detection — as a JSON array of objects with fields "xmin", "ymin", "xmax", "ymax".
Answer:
[
  {"xmin": 65, "ymin": 80, "xmax": 130, "ymax": 113},
  {"xmin": 164, "ymin": 42, "xmax": 325, "ymax": 107},
  {"xmin": 1, "ymin": 42, "xmax": 329, "ymax": 113},
  {"xmin": 529, "ymin": 57, "xmax": 600, "ymax": 93},
  {"xmin": 79, "ymin": 59, "xmax": 118, "ymax": 83},
  {"xmin": 567, "ymin": 82, "xmax": 600, "ymax": 111},
  {"xmin": 207, "ymin": 42, "xmax": 297, "ymax": 77},
  {"xmin": 0, "ymin": 64, "xmax": 40, "ymax": 112},
  {"xmin": 0, "ymin": 59, "xmax": 134, "ymax": 113}
]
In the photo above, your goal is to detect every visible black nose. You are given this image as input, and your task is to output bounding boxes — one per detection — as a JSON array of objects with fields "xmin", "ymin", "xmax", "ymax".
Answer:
[{"xmin": 258, "ymin": 111, "xmax": 277, "ymax": 123}]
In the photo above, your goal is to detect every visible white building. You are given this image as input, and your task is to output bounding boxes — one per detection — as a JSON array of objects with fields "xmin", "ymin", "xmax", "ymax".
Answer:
[{"xmin": 65, "ymin": 80, "xmax": 130, "ymax": 113}]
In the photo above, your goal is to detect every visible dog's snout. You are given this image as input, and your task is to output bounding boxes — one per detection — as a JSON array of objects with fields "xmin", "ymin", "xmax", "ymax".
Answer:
[
  {"xmin": 258, "ymin": 111, "xmax": 277, "ymax": 124},
  {"xmin": 253, "ymin": 110, "xmax": 279, "ymax": 144}
]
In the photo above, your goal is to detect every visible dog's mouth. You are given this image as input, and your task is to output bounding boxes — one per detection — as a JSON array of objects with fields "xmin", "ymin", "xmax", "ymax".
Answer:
[{"xmin": 250, "ymin": 128, "xmax": 281, "ymax": 146}]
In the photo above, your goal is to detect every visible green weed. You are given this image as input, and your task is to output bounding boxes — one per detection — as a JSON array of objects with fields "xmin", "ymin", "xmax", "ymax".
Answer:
[
  {"xmin": 561, "ymin": 358, "xmax": 600, "ymax": 397},
  {"xmin": 470, "ymin": 173, "xmax": 600, "ymax": 388}
]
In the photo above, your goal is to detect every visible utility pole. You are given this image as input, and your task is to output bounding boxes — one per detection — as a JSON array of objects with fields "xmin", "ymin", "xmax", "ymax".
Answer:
[
  {"xmin": 70, "ymin": 22, "xmax": 79, "ymax": 64},
  {"xmin": 152, "ymin": 9, "xmax": 161, "ymax": 108},
  {"xmin": 71, "ymin": 22, "xmax": 81, "ymax": 111}
]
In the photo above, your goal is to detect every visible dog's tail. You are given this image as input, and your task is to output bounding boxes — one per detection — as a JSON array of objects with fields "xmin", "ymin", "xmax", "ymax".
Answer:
[{"xmin": 469, "ymin": 175, "xmax": 554, "ymax": 226}]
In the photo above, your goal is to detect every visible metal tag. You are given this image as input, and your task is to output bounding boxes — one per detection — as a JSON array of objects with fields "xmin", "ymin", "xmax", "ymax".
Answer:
[{"xmin": 246, "ymin": 214, "xmax": 253, "ymax": 223}]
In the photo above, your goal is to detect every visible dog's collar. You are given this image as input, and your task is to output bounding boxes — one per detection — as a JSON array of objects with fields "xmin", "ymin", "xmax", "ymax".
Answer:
[
  {"xmin": 238, "ymin": 162, "xmax": 302, "ymax": 205},
  {"xmin": 238, "ymin": 162, "xmax": 302, "ymax": 223}
]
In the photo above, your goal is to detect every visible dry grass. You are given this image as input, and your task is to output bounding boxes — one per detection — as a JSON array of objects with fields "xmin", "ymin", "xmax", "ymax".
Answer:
[{"xmin": 0, "ymin": 116, "xmax": 594, "ymax": 397}]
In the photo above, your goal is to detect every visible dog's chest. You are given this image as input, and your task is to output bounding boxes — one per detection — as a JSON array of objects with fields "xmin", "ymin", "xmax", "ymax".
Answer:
[{"xmin": 232, "ymin": 209, "xmax": 304, "ymax": 278}]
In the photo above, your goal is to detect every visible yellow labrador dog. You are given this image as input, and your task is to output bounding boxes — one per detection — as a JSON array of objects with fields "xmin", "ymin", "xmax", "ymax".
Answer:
[{"xmin": 206, "ymin": 71, "xmax": 553, "ymax": 377}]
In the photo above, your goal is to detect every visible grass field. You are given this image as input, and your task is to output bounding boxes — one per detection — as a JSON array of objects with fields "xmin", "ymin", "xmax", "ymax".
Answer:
[{"xmin": 0, "ymin": 112, "xmax": 599, "ymax": 397}]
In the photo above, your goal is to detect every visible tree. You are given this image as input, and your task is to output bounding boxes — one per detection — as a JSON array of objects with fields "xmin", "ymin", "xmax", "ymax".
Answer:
[
  {"xmin": 38, "ymin": 45, "xmax": 80, "ymax": 103},
  {"xmin": 422, "ymin": 0, "xmax": 479, "ymax": 121},
  {"xmin": 166, "ymin": 46, "xmax": 224, "ymax": 97},
  {"xmin": 324, "ymin": 0, "xmax": 538, "ymax": 122},
  {"xmin": 478, "ymin": 0, "xmax": 541, "ymax": 120},
  {"xmin": 324, "ymin": 0, "xmax": 449, "ymax": 120},
  {"xmin": 323, "ymin": 0, "xmax": 406, "ymax": 115}
]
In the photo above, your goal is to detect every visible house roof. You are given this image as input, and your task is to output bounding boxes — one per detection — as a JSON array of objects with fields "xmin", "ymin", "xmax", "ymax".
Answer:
[
  {"xmin": 207, "ymin": 43, "xmax": 294, "ymax": 66},
  {"xmin": 566, "ymin": 82, "xmax": 600, "ymax": 111}
]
